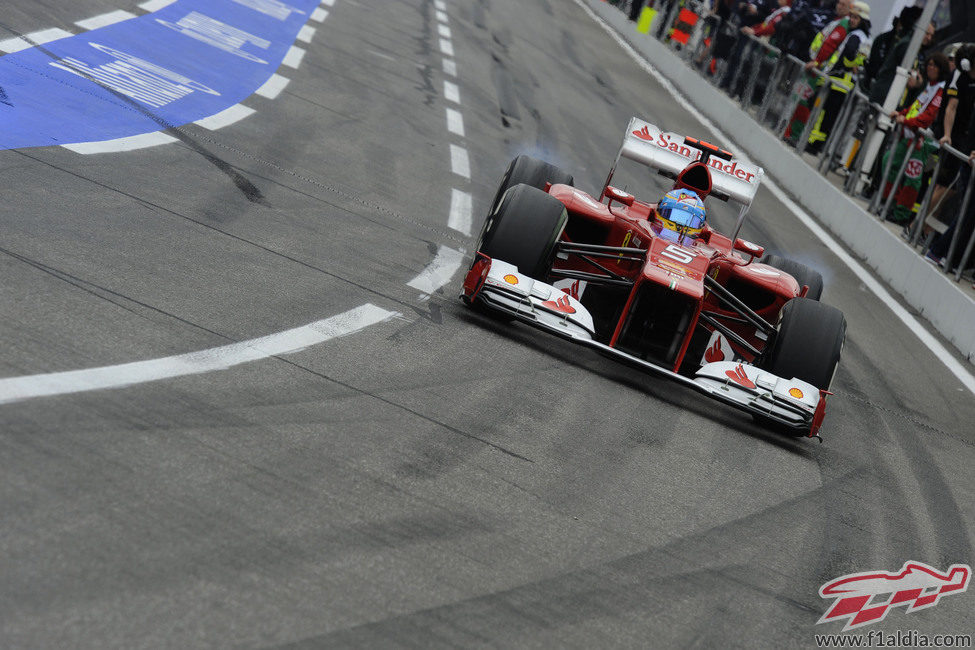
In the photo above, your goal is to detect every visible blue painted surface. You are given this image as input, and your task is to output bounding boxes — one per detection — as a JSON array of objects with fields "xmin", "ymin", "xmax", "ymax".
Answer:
[{"xmin": 0, "ymin": 0, "xmax": 320, "ymax": 150}]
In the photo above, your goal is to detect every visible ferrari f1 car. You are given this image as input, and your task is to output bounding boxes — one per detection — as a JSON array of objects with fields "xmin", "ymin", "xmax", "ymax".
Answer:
[{"xmin": 461, "ymin": 118, "xmax": 846, "ymax": 437}]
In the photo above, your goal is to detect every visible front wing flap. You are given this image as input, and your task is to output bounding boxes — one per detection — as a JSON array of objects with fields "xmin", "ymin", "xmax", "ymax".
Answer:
[{"xmin": 462, "ymin": 255, "xmax": 829, "ymax": 437}]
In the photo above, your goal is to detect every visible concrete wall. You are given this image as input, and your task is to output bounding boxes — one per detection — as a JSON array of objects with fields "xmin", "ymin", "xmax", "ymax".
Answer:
[{"xmin": 588, "ymin": 0, "xmax": 975, "ymax": 364}]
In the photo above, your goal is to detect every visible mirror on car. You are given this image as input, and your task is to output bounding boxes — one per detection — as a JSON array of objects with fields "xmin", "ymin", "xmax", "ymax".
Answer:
[
  {"xmin": 604, "ymin": 186, "xmax": 635, "ymax": 206},
  {"xmin": 734, "ymin": 238, "xmax": 764, "ymax": 260}
]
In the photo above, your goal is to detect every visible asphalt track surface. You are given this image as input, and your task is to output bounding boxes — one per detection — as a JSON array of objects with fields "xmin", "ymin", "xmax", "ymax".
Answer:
[{"xmin": 1, "ymin": 0, "xmax": 974, "ymax": 647}]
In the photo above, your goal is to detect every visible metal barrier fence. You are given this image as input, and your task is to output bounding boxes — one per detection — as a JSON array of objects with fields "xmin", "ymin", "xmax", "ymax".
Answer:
[{"xmin": 617, "ymin": 1, "xmax": 975, "ymax": 284}]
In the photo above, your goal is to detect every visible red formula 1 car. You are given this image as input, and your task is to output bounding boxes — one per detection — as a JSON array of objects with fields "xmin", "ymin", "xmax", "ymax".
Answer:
[{"xmin": 462, "ymin": 118, "xmax": 846, "ymax": 437}]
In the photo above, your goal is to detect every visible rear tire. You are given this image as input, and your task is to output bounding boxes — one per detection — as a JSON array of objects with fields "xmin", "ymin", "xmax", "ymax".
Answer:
[
  {"xmin": 760, "ymin": 254, "xmax": 824, "ymax": 301},
  {"xmin": 479, "ymin": 184, "xmax": 567, "ymax": 279},
  {"xmin": 762, "ymin": 297, "xmax": 846, "ymax": 390},
  {"xmin": 488, "ymin": 155, "xmax": 574, "ymax": 216}
]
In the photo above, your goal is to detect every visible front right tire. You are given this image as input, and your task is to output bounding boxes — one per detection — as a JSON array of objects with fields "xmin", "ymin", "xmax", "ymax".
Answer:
[{"xmin": 478, "ymin": 184, "xmax": 567, "ymax": 279}]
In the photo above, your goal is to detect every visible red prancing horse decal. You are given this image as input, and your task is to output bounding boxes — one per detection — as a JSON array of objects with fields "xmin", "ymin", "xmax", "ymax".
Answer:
[
  {"xmin": 632, "ymin": 125, "xmax": 653, "ymax": 141},
  {"xmin": 726, "ymin": 364, "xmax": 755, "ymax": 388},
  {"xmin": 705, "ymin": 338, "xmax": 725, "ymax": 363},
  {"xmin": 542, "ymin": 294, "xmax": 576, "ymax": 314}
]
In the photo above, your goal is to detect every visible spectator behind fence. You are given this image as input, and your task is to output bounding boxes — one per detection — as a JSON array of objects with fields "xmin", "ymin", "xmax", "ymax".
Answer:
[
  {"xmin": 867, "ymin": 6, "xmax": 925, "ymax": 105},
  {"xmin": 920, "ymin": 44, "xmax": 975, "ymax": 229},
  {"xmin": 806, "ymin": 1, "xmax": 871, "ymax": 155},
  {"xmin": 880, "ymin": 53, "xmax": 950, "ymax": 225},
  {"xmin": 718, "ymin": 0, "xmax": 775, "ymax": 91},
  {"xmin": 925, "ymin": 145, "xmax": 975, "ymax": 285},
  {"xmin": 783, "ymin": 0, "xmax": 852, "ymax": 145},
  {"xmin": 863, "ymin": 9, "xmax": 904, "ymax": 92}
]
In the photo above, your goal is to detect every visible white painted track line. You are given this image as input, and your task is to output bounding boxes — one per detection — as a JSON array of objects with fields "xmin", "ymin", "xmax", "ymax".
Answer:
[
  {"xmin": 444, "ymin": 80, "xmax": 460, "ymax": 104},
  {"xmin": 446, "ymin": 107, "xmax": 465, "ymax": 137},
  {"xmin": 438, "ymin": 24, "xmax": 451, "ymax": 39},
  {"xmin": 256, "ymin": 74, "xmax": 290, "ymax": 99},
  {"xmin": 450, "ymin": 144, "xmax": 470, "ymax": 179},
  {"xmin": 311, "ymin": 8, "xmax": 329, "ymax": 22},
  {"xmin": 578, "ymin": 0, "xmax": 975, "ymax": 395},
  {"xmin": 63, "ymin": 132, "xmax": 178, "ymax": 154},
  {"xmin": 322, "ymin": 0, "xmax": 336, "ymax": 6},
  {"xmin": 0, "ymin": 305, "xmax": 400, "ymax": 406},
  {"xmin": 434, "ymin": 0, "xmax": 447, "ymax": 10},
  {"xmin": 138, "ymin": 0, "xmax": 177, "ymax": 11},
  {"xmin": 442, "ymin": 59, "xmax": 457, "ymax": 77},
  {"xmin": 194, "ymin": 104, "xmax": 256, "ymax": 130},
  {"xmin": 448, "ymin": 189, "xmax": 473, "ymax": 236},
  {"xmin": 283, "ymin": 45, "xmax": 306, "ymax": 68},
  {"xmin": 0, "ymin": 28, "xmax": 74, "ymax": 53},
  {"xmin": 75, "ymin": 10, "xmax": 137, "ymax": 30},
  {"xmin": 439, "ymin": 38, "xmax": 454, "ymax": 57},
  {"xmin": 297, "ymin": 25, "xmax": 316, "ymax": 43},
  {"xmin": 436, "ymin": 10, "xmax": 449, "ymax": 23},
  {"xmin": 408, "ymin": 247, "xmax": 465, "ymax": 294}
]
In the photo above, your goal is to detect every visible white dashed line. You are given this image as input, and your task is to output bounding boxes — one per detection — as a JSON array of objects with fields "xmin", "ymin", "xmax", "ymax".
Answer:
[
  {"xmin": 438, "ymin": 24, "xmax": 451, "ymax": 39},
  {"xmin": 322, "ymin": 0, "xmax": 336, "ymax": 6},
  {"xmin": 408, "ymin": 247, "xmax": 465, "ymax": 294},
  {"xmin": 256, "ymin": 73, "xmax": 290, "ymax": 99},
  {"xmin": 63, "ymin": 132, "xmax": 178, "ymax": 154},
  {"xmin": 448, "ymin": 189, "xmax": 473, "ymax": 236},
  {"xmin": 443, "ymin": 80, "xmax": 460, "ymax": 104},
  {"xmin": 138, "ymin": 0, "xmax": 177, "ymax": 11},
  {"xmin": 446, "ymin": 107, "xmax": 465, "ymax": 136},
  {"xmin": 311, "ymin": 8, "xmax": 329, "ymax": 22},
  {"xmin": 439, "ymin": 38, "xmax": 454, "ymax": 57},
  {"xmin": 436, "ymin": 10, "xmax": 448, "ymax": 23},
  {"xmin": 0, "ymin": 304, "xmax": 400, "ymax": 406},
  {"xmin": 194, "ymin": 104, "xmax": 256, "ymax": 130},
  {"xmin": 75, "ymin": 10, "xmax": 137, "ymax": 30},
  {"xmin": 283, "ymin": 45, "xmax": 306, "ymax": 68},
  {"xmin": 450, "ymin": 144, "xmax": 470, "ymax": 179},
  {"xmin": 0, "ymin": 28, "xmax": 74, "ymax": 53},
  {"xmin": 442, "ymin": 59, "xmax": 457, "ymax": 77},
  {"xmin": 434, "ymin": 0, "xmax": 447, "ymax": 10},
  {"xmin": 297, "ymin": 25, "xmax": 316, "ymax": 43}
]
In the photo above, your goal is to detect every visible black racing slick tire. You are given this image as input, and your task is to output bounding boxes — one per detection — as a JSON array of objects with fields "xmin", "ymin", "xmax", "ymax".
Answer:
[
  {"xmin": 760, "ymin": 254, "xmax": 824, "ymax": 301},
  {"xmin": 762, "ymin": 297, "xmax": 846, "ymax": 390},
  {"xmin": 488, "ymin": 155, "xmax": 574, "ymax": 215},
  {"xmin": 478, "ymin": 184, "xmax": 567, "ymax": 279}
]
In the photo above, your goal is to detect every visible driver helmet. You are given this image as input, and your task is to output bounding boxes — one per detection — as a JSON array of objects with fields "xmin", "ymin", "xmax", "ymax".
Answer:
[{"xmin": 656, "ymin": 189, "xmax": 706, "ymax": 243}]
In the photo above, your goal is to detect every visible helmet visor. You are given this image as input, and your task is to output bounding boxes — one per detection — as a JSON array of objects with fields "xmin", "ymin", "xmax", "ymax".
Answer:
[{"xmin": 662, "ymin": 206, "xmax": 705, "ymax": 230}]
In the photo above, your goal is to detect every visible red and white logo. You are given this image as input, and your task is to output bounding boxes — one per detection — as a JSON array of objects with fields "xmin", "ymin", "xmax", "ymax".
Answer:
[
  {"xmin": 553, "ymin": 278, "xmax": 587, "ymax": 300},
  {"xmin": 632, "ymin": 125, "xmax": 653, "ymax": 141},
  {"xmin": 541, "ymin": 294, "xmax": 576, "ymax": 315},
  {"xmin": 702, "ymin": 331, "xmax": 733, "ymax": 365},
  {"xmin": 725, "ymin": 363, "xmax": 756, "ymax": 388},
  {"xmin": 818, "ymin": 561, "xmax": 971, "ymax": 630},
  {"xmin": 905, "ymin": 158, "xmax": 924, "ymax": 179}
]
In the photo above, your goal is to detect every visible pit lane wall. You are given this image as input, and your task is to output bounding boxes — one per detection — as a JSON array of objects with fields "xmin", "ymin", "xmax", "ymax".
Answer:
[{"xmin": 587, "ymin": 0, "xmax": 975, "ymax": 366}]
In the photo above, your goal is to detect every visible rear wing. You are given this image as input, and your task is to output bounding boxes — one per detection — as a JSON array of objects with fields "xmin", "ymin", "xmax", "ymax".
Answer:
[{"xmin": 603, "ymin": 118, "xmax": 764, "ymax": 208}]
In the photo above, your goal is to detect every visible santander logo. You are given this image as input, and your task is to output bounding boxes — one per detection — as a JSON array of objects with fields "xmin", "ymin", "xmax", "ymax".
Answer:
[
  {"xmin": 705, "ymin": 339, "xmax": 725, "ymax": 363},
  {"xmin": 632, "ymin": 125, "xmax": 654, "ymax": 141},
  {"xmin": 541, "ymin": 294, "xmax": 576, "ymax": 315},
  {"xmin": 725, "ymin": 364, "xmax": 756, "ymax": 388}
]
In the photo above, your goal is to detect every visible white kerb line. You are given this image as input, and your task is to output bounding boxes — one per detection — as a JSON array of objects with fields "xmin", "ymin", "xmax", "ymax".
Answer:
[
  {"xmin": 443, "ymin": 59, "xmax": 457, "ymax": 77},
  {"xmin": 448, "ymin": 189, "xmax": 473, "ymax": 236},
  {"xmin": 450, "ymin": 145, "xmax": 470, "ymax": 179},
  {"xmin": 63, "ymin": 132, "xmax": 177, "ymax": 154},
  {"xmin": 321, "ymin": 0, "xmax": 336, "ymax": 6},
  {"xmin": 444, "ymin": 80, "xmax": 460, "ymax": 104},
  {"xmin": 408, "ymin": 247, "xmax": 465, "ymax": 294},
  {"xmin": 297, "ymin": 25, "xmax": 316, "ymax": 43},
  {"xmin": 0, "ymin": 28, "xmax": 73, "ymax": 53},
  {"xmin": 194, "ymin": 104, "xmax": 255, "ymax": 130},
  {"xmin": 439, "ymin": 38, "xmax": 454, "ymax": 57},
  {"xmin": 138, "ymin": 0, "xmax": 177, "ymax": 11},
  {"xmin": 438, "ymin": 24, "xmax": 451, "ymax": 39},
  {"xmin": 446, "ymin": 107, "xmax": 465, "ymax": 136},
  {"xmin": 434, "ymin": 0, "xmax": 447, "ymax": 10},
  {"xmin": 283, "ymin": 46, "xmax": 305, "ymax": 68},
  {"xmin": 256, "ymin": 74, "xmax": 290, "ymax": 99},
  {"xmin": 75, "ymin": 10, "xmax": 136, "ymax": 30},
  {"xmin": 436, "ymin": 10, "xmax": 449, "ymax": 23},
  {"xmin": 577, "ymin": 0, "xmax": 975, "ymax": 396},
  {"xmin": 0, "ymin": 304, "xmax": 400, "ymax": 406}
]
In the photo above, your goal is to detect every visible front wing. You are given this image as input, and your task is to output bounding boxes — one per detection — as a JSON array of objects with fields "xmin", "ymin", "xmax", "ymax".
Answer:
[{"xmin": 461, "ymin": 254, "xmax": 830, "ymax": 437}]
